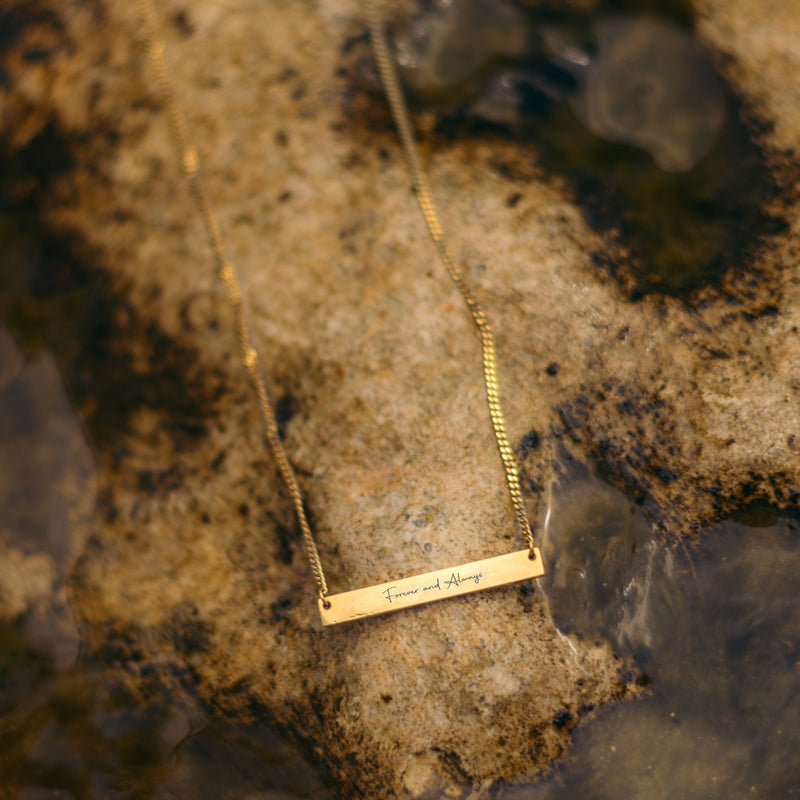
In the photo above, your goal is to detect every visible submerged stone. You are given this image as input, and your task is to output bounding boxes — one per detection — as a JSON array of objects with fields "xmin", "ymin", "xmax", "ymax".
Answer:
[
  {"xmin": 0, "ymin": 326, "xmax": 94, "ymax": 668},
  {"xmin": 392, "ymin": 0, "xmax": 530, "ymax": 106},
  {"xmin": 569, "ymin": 16, "xmax": 726, "ymax": 172},
  {"xmin": 536, "ymin": 459, "xmax": 658, "ymax": 656}
]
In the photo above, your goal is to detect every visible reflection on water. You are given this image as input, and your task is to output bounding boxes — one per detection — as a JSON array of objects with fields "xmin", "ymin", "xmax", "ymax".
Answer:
[
  {"xmin": 518, "ymin": 460, "xmax": 800, "ymax": 799},
  {"xmin": 0, "ymin": 325, "xmax": 331, "ymax": 800}
]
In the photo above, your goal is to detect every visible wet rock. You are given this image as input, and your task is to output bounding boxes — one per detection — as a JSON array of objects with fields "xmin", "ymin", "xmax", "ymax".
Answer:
[
  {"xmin": 2, "ymin": 0, "xmax": 800, "ymax": 797},
  {"xmin": 1, "ymin": 2, "xmax": 628, "ymax": 796}
]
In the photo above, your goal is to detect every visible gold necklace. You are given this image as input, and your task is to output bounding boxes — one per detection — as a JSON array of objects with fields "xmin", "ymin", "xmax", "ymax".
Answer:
[{"xmin": 139, "ymin": 0, "xmax": 544, "ymax": 626}]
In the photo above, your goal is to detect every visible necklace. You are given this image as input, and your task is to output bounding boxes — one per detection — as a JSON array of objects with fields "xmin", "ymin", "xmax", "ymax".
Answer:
[{"xmin": 139, "ymin": 0, "xmax": 544, "ymax": 626}]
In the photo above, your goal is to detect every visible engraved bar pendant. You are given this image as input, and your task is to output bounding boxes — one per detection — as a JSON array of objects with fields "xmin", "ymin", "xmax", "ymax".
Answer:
[{"xmin": 318, "ymin": 548, "xmax": 544, "ymax": 626}]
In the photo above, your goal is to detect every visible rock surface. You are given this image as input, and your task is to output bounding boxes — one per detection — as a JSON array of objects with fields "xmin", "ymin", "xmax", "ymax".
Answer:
[{"xmin": 2, "ymin": 0, "xmax": 800, "ymax": 797}]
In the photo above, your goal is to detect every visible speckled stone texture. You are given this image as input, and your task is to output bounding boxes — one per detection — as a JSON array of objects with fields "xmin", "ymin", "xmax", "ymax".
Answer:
[{"xmin": 2, "ymin": 0, "xmax": 799, "ymax": 796}]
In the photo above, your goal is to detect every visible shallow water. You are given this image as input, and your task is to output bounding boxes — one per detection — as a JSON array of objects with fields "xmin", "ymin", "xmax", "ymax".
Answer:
[
  {"xmin": 513, "ymin": 461, "xmax": 800, "ymax": 799},
  {"xmin": 0, "ymin": 625, "xmax": 332, "ymax": 799}
]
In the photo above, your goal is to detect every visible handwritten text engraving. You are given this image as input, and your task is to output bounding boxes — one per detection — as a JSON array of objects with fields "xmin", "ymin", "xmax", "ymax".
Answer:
[{"xmin": 318, "ymin": 548, "xmax": 544, "ymax": 625}]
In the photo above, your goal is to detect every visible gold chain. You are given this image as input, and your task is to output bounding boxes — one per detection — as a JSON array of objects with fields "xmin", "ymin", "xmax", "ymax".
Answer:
[
  {"xmin": 139, "ymin": 0, "xmax": 329, "ymax": 599},
  {"xmin": 365, "ymin": 1, "xmax": 535, "ymax": 553},
  {"xmin": 138, "ymin": 0, "xmax": 537, "ymax": 606}
]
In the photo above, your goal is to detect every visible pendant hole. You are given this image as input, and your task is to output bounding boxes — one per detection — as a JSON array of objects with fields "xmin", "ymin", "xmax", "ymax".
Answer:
[
  {"xmin": 322, "ymin": 599, "xmax": 332, "ymax": 610},
  {"xmin": 528, "ymin": 550, "xmax": 538, "ymax": 561}
]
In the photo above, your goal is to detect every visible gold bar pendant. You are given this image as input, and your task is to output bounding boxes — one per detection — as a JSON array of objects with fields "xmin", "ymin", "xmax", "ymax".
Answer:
[{"xmin": 318, "ymin": 548, "xmax": 544, "ymax": 626}]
